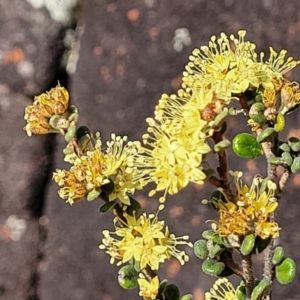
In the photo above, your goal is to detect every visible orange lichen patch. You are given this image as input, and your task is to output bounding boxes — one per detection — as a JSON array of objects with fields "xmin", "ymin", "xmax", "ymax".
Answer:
[
  {"xmin": 166, "ymin": 259, "xmax": 181, "ymax": 277},
  {"xmin": 93, "ymin": 46, "xmax": 103, "ymax": 55},
  {"xmin": 292, "ymin": 173, "xmax": 300, "ymax": 186},
  {"xmin": 169, "ymin": 205, "xmax": 184, "ymax": 218},
  {"xmin": 127, "ymin": 9, "xmax": 140, "ymax": 22},
  {"xmin": 171, "ymin": 74, "xmax": 182, "ymax": 90},
  {"xmin": 137, "ymin": 195, "xmax": 147, "ymax": 208},
  {"xmin": 193, "ymin": 287, "xmax": 205, "ymax": 300},
  {"xmin": 191, "ymin": 215, "xmax": 201, "ymax": 226},
  {"xmin": 246, "ymin": 159, "xmax": 258, "ymax": 173},
  {"xmin": 288, "ymin": 128, "xmax": 300, "ymax": 138},
  {"xmin": 149, "ymin": 27, "xmax": 160, "ymax": 40},
  {"xmin": 106, "ymin": 3, "xmax": 116, "ymax": 13},
  {"xmin": 2, "ymin": 47, "xmax": 25, "ymax": 64},
  {"xmin": 102, "ymin": 294, "xmax": 113, "ymax": 300},
  {"xmin": 117, "ymin": 45, "xmax": 126, "ymax": 56},
  {"xmin": 100, "ymin": 66, "xmax": 113, "ymax": 83},
  {"xmin": 116, "ymin": 63, "xmax": 124, "ymax": 77},
  {"xmin": 0, "ymin": 225, "xmax": 11, "ymax": 242}
]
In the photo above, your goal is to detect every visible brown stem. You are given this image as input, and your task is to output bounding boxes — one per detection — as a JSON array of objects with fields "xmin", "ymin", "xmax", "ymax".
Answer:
[
  {"xmin": 220, "ymin": 250, "xmax": 244, "ymax": 279},
  {"xmin": 212, "ymin": 131, "xmax": 235, "ymax": 202},
  {"xmin": 256, "ymin": 129, "xmax": 277, "ymax": 299},
  {"xmin": 207, "ymin": 175, "xmax": 223, "ymax": 188},
  {"xmin": 278, "ymin": 168, "xmax": 290, "ymax": 193},
  {"xmin": 241, "ymin": 254, "xmax": 255, "ymax": 299}
]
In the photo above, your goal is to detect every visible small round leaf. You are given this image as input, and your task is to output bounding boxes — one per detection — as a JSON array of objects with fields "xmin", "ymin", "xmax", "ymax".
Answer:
[
  {"xmin": 194, "ymin": 240, "xmax": 208, "ymax": 260},
  {"xmin": 202, "ymin": 259, "xmax": 225, "ymax": 276},
  {"xmin": 275, "ymin": 257, "xmax": 296, "ymax": 285},
  {"xmin": 232, "ymin": 133, "xmax": 263, "ymax": 158},
  {"xmin": 118, "ymin": 265, "xmax": 139, "ymax": 289},
  {"xmin": 272, "ymin": 246, "xmax": 285, "ymax": 266},
  {"xmin": 240, "ymin": 233, "xmax": 255, "ymax": 255}
]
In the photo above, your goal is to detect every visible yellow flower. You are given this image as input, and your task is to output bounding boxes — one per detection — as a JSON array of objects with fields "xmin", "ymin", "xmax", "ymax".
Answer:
[
  {"xmin": 205, "ymin": 278, "xmax": 238, "ymax": 300},
  {"xmin": 99, "ymin": 211, "xmax": 192, "ymax": 270},
  {"xmin": 23, "ymin": 85, "xmax": 72, "ymax": 136},
  {"xmin": 183, "ymin": 31, "xmax": 299, "ymax": 102},
  {"xmin": 137, "ymin": 275, "xmax": 160, "ymax": 300},
  {"xmin": 53, "ymin": 133, "xmax": 142, "ymax": 205},
  {"xmin": 212, "ymin": 171, "xmax": 280, "ymax": 239},
  {"xmin": 136, "ymin": 123, "xmax": 210, "ymax": 202}
]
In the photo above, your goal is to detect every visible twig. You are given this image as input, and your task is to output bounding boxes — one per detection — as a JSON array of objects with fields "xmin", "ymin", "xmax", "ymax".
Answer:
[
  {"xmin": 212, "ymin": 131, "xmax": 235, "ymax": 202},
  {"xmin": 256, "ymin": 129, "xmax": 277, "ymax": 298},
  {"xmin": 278, "ymin": 168, "xmax": 290, "ymax": 193},
  {"xmin": 241, "ymin": 253, "xmax": 255, "ymax": 300}
]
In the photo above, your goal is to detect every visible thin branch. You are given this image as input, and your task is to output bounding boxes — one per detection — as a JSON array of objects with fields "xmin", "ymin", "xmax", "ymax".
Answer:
[
  {"xmin": 278, "ymin": 168, "xmax": 290, "ymax": 193},
  {"xmin": 241, "ymin": 253, "xmax": 255, "ymax": 300},
  {"xmin": 212, "ymin": 131, "xmax": 235, "ymax": 202}
]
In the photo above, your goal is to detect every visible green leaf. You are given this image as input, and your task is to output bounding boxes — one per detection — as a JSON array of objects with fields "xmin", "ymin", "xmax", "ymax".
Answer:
[
  {"xmin": 249, "ymin": 103, "xmax": 267, "ymax": 125},
  {"xmin": 232, "ymin": 133, "xmax": 263, "ymax": 158},
  {"xmin": 217, "ymin": 266, "xmax": 234, "ymax": 277},
  {"xmin": 208, "ymin": 244, "xmax": 224, "ymax": 259},
  {"xmin": 193, "ymin": 240, "xmax": 208, "ymax": 260},
  {"xmin": 250, "ymin": 278, "xmax": 271, "ymax": 300},
  {"xmin": 274, "ymin": 113, "xmax": 285, "ymax": 132},
  {"xmin": 164, "ymin": 284, "xmax": 180, "ymax": 300},
  {"xmin": 65, "ymin": 125, "xmax": 76, "ymax": 142},
  {"xmin": 272, "ymin": 246, "xmax": 285, "ymax": 266},
  {"xmin": 213, "ymin": 140, "xmax": 231, "ymax": 153},
  {"xmin": 180, "ymin": 294, "xmax": 193, "ymax": 300},
  {"xmin": 87, "ymin": 188, "xmax": 101, "ymax": 201},
  {"xmin": 99, "ymin": 200, "xmax": 116, "ymax": 213},
  {"xmin": 101, "ymin": 179, "xmax": 115, "ymax": 195},
  {"xmin": 211, "ymin": 109, "xmax": 229, "ymax": 128},
  {"xmin": 279, "ymin": 143, "xmax": 290, "ymax": 152},
  {"xmin": 202, "ymin": 259, "xmax": 225, "ymax": 276},
  {"xmin": 275, "ymin": 257, "xmax": 296, "ymax": 285},
  {"xmin": 209, "ymin": 190, "xmax": 227, "ymax": 210},
  {"xmin": 158, "ymin": 280, "xmax": 168, "ymax": 295},
  {"xmin": 118, "ymin": 265, "xmax": 139, "ymax": 289},
  {"xmin": 252, "ymin": 236, "xmax": 271, "ymax": 254},
  {"xmin": 202, "ymin": 230, "xmax": 223, "ymax": 244},
  {"xmin": 240, "ymin": 233, "xmax": 255, "ymax": 255},
  {"xmin": 125, "ymin": 197, "xmax": 141, "ymax": 216},
  {"xmin": 291, "ymin": 157, "xmax": 300, "ymax": 173},
  {"xmin": 269, "ymin": 157, "xmax": 283, "ymax": 165},
  {"xmin": 281, "ymin": 152, "xmax": 293, "ymax": 166},
  {"xmin": 256, "ymin": 128, "xmax": 276, "ymax": 143},
  {"xmin": 288, "ymin": 137, "xmax": 300, "ymax": 152}
]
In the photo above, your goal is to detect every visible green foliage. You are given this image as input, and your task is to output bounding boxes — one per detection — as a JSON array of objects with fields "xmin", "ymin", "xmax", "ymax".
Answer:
[
  {"xmin": 87, "ymin": 188, "xmax": 101, "ymax": 201},
  {"xmin": 99, "ymin": 200, "xmax": 116, "ymax": 213},
  {"xmin": 275, "ymin": 257, "xmax": 296, "ymax": 285},
  {"xmin": 240, "ymin": 233, "xmax": 255, "ymax": 255},
  {"xmin": 250, "ymin": 278, "xmax": 271, "ymax": 300},
  {"xmin": 272, "ymin": 246, "xmax": 285, "ymax": 266},
  {"xmin": 193, "ymin": 240, "xmax": 209, "ymax": 260},
  {"xmin": 118, "ymin": 265, "xmax": 139, "ymax": 289},
  {"xmin": 256, "ymin": 128, "xmax": 276, "ymax": 143},
  {"xmin": 202, "ymin": 259, "xmax": 225, "ymax": 276},
  {"xmin": 163, "ymin": 284, "xmax": 180, "ymax": 300},
  {"xmin": 232, "ymin": 133, "xmax": 263, "ymax": 158}
]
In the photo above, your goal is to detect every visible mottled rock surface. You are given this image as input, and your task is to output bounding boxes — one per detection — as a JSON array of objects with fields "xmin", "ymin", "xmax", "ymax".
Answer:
[{"xmin": 1, "ymin": 0, "xmax": 300, "ymax": 299}]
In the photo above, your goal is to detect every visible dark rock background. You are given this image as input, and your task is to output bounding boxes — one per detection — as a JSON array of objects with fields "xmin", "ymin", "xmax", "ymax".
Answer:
[{"xmin": 1, "ymin": 0, "xmax": 300, "ymax": 299}]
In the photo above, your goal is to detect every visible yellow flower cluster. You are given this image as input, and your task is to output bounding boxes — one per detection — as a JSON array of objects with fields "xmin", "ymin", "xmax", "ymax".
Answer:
[
  {"xmin": 212, "ymin": 171, "xmax": 280, "ymax": 239},
  {"xmin": 99, "ymin": 211, "xmax": 192, "ymax": 271},
  {"xmin": 24, "ymin": 85, "xmax": 70, "ymax": 136},
  {"xmin": 136, "ymin": 31, "xmax": 299, "ymax": 202},
  {"xmin": 137, "ymin": 275, "xmax": 160, "ymax": 300},
  {"xmin": 205, "ymin": 278, "xmax": 238, "ymax": 300},
  {"xmin": 53, "ymin": 133, "xmax": 142, "ymax": 205}
]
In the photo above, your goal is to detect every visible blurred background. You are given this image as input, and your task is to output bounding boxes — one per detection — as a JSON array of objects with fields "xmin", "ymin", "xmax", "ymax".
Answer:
[{"xmin": 1, "ymin": 0, "xmax": 300, "ymax": 299}]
